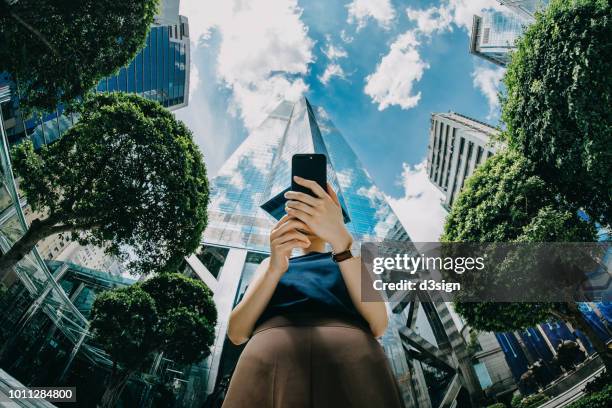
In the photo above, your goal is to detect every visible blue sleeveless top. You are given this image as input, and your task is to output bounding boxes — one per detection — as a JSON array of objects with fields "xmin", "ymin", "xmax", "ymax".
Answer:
[{"xmin": 257, "ymin": 251, "xmax": 367, "ymax": 327}]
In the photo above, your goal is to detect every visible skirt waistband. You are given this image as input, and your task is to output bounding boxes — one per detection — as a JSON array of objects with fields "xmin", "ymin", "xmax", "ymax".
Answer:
[{"xmin": 254, "ymin": 314, "xmax": 370, "ymax": 335}]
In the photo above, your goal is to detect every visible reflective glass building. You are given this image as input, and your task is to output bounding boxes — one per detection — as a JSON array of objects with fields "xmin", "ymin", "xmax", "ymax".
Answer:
[
  {"xmin": 94, "ymin": 17, "xmax": 190, "ymax": 111},
  {"xmin": 498, "ymin": 0, "xmax": 550, "ymax": 22},
  {"xmin": 185, "ymin": 98, "xmax": 484, "ymax": 407},
  {"xmin": 469, "ymin": 11, "xmax": 526, "ymax": 66}
]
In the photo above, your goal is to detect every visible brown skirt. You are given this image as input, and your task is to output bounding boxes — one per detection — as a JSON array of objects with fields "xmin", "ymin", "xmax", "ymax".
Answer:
[{"xmin": 222, "ymin": 315, "xmax": 404, "ymax": 408}]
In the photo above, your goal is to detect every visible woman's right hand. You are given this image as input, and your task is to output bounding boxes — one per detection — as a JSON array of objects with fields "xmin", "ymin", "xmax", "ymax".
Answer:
[{"xmin": 268, "ymin": 214, "xmax": 311, "ymax": 275}]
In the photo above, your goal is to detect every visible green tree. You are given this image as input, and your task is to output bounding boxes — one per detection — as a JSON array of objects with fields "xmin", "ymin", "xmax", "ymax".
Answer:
[
  {"xmin": 501, "ymin": 0, "xmax": 612, "ymax": 226},
  {"xmin": 0, "ymin": 93, "xmax": 209, "ymax": 278},
  {"xmin": 90, "ymin": 273, "xmax": 217, "ymax": 408},
  {"xmin": 0, "ymin": 0, "xmax": 158, "ymax": 112},
  {"xmin": 442, "ymin": 151, "xmax": 611, "ymax": 367}
]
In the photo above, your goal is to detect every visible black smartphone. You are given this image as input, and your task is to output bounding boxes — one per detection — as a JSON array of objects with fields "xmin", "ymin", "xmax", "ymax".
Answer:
[{"xmin": 291, "ymin": 154, "xmax": 327, "ymax": 196}]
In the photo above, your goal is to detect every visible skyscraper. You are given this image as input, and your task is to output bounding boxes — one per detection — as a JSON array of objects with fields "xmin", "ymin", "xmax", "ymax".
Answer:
[
  {"xmin": 427, "ymin": 112, "xmax": 499, "ymax": 210},
  {"xmin": 184, "ymin": 98, "xmax": 484, "ymax": 407},
  {"xmin": 498, "ymin": 0, "xmax": 550, "ymax": 22},
  {"xmin": 469, "ymin": 11, "xmax": 526, "ymax": 66},
  {"xmin": 469, "ymin": 1, "xmax": 551, "ymax": 66},
  {"xmin": 94, "ymin": 1, "xmax": 190, "ymax": 111}
]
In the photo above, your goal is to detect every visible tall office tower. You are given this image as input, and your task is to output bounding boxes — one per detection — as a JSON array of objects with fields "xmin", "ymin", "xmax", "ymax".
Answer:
[
  {"xmin": 498, "ymin": 0, "xmax": 550, "ymax": 22},
  {"xmin": 427, "ymin": 112, "xmax": 499, "ymax": 210},
  {"xmin": 0, "ymin": 0, "xmax": 190, "ymax": 149},
  {"xmin": 469, "ymin": 11, "xmax": 526, "ymax": 66},
  {"xmin": 183, "ymin": 98, "xmax": 484, "ymax": 407}
]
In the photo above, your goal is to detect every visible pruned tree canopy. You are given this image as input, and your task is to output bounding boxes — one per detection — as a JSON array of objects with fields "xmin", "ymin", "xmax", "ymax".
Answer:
[
  {"xmin": 501, "ymin": 0, "xmax": 612, "ymax": 226},
  {"xmin": 442, "ymin": 150, "xmax": 597, "ymax": 332},
  {"xmin": 5, "ymin": 93, "xmax": 209, "ymax": 276}
]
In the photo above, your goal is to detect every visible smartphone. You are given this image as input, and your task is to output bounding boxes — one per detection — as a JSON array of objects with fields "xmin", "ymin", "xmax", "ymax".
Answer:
[{"xmin": 291, "ymin": 154, "xmax": 327, "ymax": 196}]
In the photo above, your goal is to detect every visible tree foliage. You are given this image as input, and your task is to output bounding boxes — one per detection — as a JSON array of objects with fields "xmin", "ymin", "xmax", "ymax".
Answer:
[
  {"xmin": 3, "ymin": 93, "xmax": 209, "ymax": 277},
  {"xmin": 90, "ymin": 273, "xmax": 217, "ymax": 407},
  {"xmin": 0, "ymin": 0, "xmax": 158, "ymax": 111},
  {"xmin": 442, "ymin": 150, "xmax": 597, "ymax": 332},
  {"xmin": 501, "ymin": 0, "xmax": 612, "ymax": 226},
  {"xmin": 566, "ymin": 383, "xmax": 612, "ymax": 408}
]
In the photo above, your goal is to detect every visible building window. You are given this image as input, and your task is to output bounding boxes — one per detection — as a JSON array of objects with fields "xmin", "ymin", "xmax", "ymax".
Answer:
[{"xmin": 196, "ymin": 245, "xmax": 230, "ymax": 279}]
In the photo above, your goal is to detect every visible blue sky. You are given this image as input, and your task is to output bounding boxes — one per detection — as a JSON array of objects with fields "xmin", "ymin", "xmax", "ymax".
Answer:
[{"xmin": 176, "ymin": 0, "xmax": 507, "ymax": 241}]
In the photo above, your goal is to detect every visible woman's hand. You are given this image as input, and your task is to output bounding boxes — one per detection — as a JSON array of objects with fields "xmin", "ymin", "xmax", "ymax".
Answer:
[
  {"xmin": 284, "ymin": 176, "xmax": 353, "ymax": 252},
  {"xmin": 268, "ymin": 214, "xmax": 311, "ymax": 275}
]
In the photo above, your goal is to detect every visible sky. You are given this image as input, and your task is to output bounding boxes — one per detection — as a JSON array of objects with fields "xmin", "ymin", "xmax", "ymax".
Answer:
[{"xmin": 175, "ymin": 0, "xmax": 508, "ymax": 242}]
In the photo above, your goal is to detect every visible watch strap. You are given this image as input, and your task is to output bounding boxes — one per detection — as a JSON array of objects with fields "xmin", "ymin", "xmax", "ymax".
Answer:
[{"xmin": 332, "ymin": 249, "xmax": 353, "ymax": 263}]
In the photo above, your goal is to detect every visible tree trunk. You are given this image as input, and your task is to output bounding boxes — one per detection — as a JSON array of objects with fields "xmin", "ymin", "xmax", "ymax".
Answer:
[
  {"xmin": 563, "ymin": 302, "xmax": 611, "ymax": 371},
  {"xmin": 99, "ymin": 369, "xmax": 134, "ymax": 408},
  {"xmin": 0, "ymin": 217, "xmax": 65, "ymax": 281}
]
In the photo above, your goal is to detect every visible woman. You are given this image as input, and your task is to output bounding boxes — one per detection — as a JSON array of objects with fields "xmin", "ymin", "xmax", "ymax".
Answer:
[{"xmin": 222, "ymin": 176, "xmax": 404, "ymax": 408}]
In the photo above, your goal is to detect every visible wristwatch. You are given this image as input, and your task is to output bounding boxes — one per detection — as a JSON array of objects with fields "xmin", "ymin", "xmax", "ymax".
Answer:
[{"xmin": 332, "ymin": 247, "xmax": 353, "ymax": 263}]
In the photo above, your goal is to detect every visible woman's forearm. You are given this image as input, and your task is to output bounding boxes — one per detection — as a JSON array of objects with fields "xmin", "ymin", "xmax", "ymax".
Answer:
[
  {"xmin": 337, "ymin": 256, "xmax": 389, "ymax": 337},
  {"xmin": 227, "ymin": 260, "xmax": 283, "ymax": 345}
]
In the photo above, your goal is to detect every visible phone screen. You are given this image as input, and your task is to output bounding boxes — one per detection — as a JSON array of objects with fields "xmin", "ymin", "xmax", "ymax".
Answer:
[{"xmin": 291, "ymin": 154, "xmax": 327, "ymax": 197}]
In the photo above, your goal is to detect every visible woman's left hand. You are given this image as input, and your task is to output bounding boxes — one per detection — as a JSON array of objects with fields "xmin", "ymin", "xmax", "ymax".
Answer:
[{"xmin": 284, "ymin": 176, "xmax": 353, "ymax": 252}]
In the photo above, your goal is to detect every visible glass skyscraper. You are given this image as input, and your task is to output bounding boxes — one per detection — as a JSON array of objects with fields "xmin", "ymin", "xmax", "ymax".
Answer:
[
  {"xmin": 184, "ymin": 98, "xmax": 484, "ymax": 407},
  {"xmin": 94, "ymin": 16, "xmax": 190, "ymax": 111},
  {"xmin": 469, "ymin": 1, "xmax": 550, "ymax": 66},
  {"xmin": 498, "ymin": 0, "xmax": 550, "ymax": 22},
  {"xmin": 469, "ymin": 11, "xmax": 526, "ymax": 66}
]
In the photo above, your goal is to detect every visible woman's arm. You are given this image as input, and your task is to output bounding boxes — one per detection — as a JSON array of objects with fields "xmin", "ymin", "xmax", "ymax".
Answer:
[
  {"xmin": 226, "ymin": 216, "xmax": 311, "ymax": 345},
  {"xmin": 335, "ymin": 254, "xmax": 389, "ymax": 338},
  {"xmin": 285, "ymin": 177, "xmax": 389, "ymax": 337}
]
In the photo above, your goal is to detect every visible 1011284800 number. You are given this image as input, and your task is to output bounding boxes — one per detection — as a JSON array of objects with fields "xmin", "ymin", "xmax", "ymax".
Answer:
[{"xmin": 8, "ymin": 387, "xmax": 75, "ymax": 402}]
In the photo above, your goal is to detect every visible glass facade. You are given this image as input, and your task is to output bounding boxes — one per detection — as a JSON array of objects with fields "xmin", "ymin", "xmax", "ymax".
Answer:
[
  {"xmin": 498, "ymin": 0, "xmax": 550, "ymax": 22},
  {"xmin": 95, "ymin": 22, "xmax": 189, "ymax": 110},
  {"xmin": 186, "ymin": 98, "xmax": 483, "ymax": 407},
  {"xmin": 469, "ymin": 1, "xmax": 550, "ymax": 66},
  {"xmin": 469, "ymin": 11, "xmax": 526, "ymax": 67}
]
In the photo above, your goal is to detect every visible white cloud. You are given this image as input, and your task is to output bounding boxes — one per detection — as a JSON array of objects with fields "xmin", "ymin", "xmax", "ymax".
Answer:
[
  {"xmin": 406, "ymin": 6, "xmax": 453, "ymax": 35},
  {"xmin": 180, "ymin": 0, "xmax": 314, "ymax": 130},
  {"xmin": 322, "ymin": 38, "xmax": 348, "ymax": 60},
  {"xmin": 386, "ymin": 160, "xmax": 447, "ymax": 242},
  {"xmin": 340, "ymin": 29, "xmax": 354, "ymax": 43},
  {"xmin": 188, "ymin": 58, "xmax": 200, "ymax": 99},
  {"xmin": 363, "ymin": 0, "xmax": 504, "ymax": 111},
  {"xmin": 319, "ymin": 36, "xmax": 348, "ymax": 86},
  {"xmin": 403, "ymin": 0, "xmax": 503, "ymax": 35},
  {"xmin": 447, "ymin": 0, "xmax": 505, "ymax": 30},
  {"xmin": 472, "ymin": 64, "xmax": 505, "ymax": 118},
  {"xmin": 364, "ymin": 31, "xmax": 428, "ymax": 110},
  {"xmin": 346, "ymin": 0, "xmax": 395, "ymax": 30},
  {"xmin": 319, "ymin": 63, "xmax": 347, "ymax": 85}
]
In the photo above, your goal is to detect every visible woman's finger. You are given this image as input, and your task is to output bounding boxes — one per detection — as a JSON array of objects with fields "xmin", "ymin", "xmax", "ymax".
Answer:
[
  {"xmin": 273, "ymin": 213, "xmax": 293, "ymax": 229},
  {"xmin": 293, "ymin": 176, "xmax": 329, "ymax": 199},
  {"xmin": 270, "ymin": 219, "xmax": 310, "ymax": 240},
  {"xmin": 286, "ymin": 200, "xmax": 315, "ymax": 215},
  {"xmin": 286, "ymin": 207, "xmax": 313, "ymax": 224},
  {"xmin": 284, "ymin": 191, "xmax": 319, "ymax": 207},
  {"xmin": 271, "ymin": 230, "xmax": 310, "ymax": 246},
  {"xmin": 277, "ymin": 239, "xmax": 311, "ymax": 253}
]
